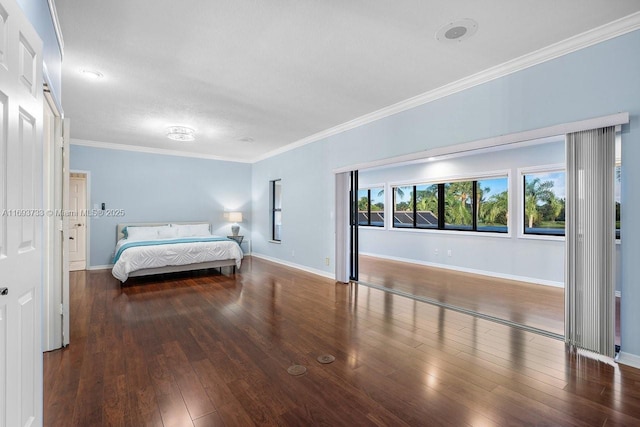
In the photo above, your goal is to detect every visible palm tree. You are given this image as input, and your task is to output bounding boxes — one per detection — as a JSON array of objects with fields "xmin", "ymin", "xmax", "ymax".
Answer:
[
  {"xmin": 358, "ymin": 196, "xmax": 368, "ymax": 212},
  {"xmin": 524, "ymin": 178, "xmax": 555, "ymax": 228},
  {"xmin": 445, "ymin": 182, "xmax": 473, "ymax": 225},
  {"xmin": 479, "ymin": 190, "xmax": 509, "ymax": 225},
  {"xmin": 416, "ymin": 184, "xmax": 438, "ymax": 213},
  {"xmin": 394, "ymin": 186, "xmax": 413, "ymax": 212}
]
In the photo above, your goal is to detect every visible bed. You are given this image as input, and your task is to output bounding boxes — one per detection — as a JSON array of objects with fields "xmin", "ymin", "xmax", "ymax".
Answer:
[{"xmin": 111, "ymin": 222, "xmax": 243, "ymax": 282}]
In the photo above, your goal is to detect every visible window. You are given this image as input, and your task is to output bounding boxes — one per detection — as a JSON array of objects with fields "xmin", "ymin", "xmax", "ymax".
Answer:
[
  {"xmin": 393, "ymin": 186, "xmax": 414, "ymax": 228},
  {"xmin": 477, "ymin": 177, "xmax": 509, "ymax": 233},
  {"xmin": 523, "ymin": 171, "xmax": 565, "ymax": 236},
  {"xmin": 358, "ymin": 187, "xmax": 384, "ymax": 227},
  {"xmin": 392, "ymin": 176, "xmax": 508, "ymax": 233},
  {"xmin": 416, "ymin": 184, "xmax": 438, "ymax": 228},
  {"xmin": 270, "ymin": 179, "xmax": 282, "ymax": 241},
  {"xmin": 444, "ymin": 181, "xmax": 473, "ymax": 230}
]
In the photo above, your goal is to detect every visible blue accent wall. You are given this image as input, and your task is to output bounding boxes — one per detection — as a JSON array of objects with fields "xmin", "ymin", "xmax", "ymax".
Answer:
[
  {"xmin": 70, "ymin": 145, "xmax": 251, "ymax": 267},
  {"xmin": 251, "ymin": 30, "xmax": 640, "ymax": 357}
]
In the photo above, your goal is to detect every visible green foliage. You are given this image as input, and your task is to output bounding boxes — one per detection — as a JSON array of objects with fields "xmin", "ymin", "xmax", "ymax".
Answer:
[
  {"xmin": 444, "ymin": 182, "xmax": 473, "ymax": 226},
  {"xmin": 416, "ymin": 184, "xmax": 438, "ymax": 214},
  {"xmin": 524, "ymin": 177, "xmax": 564, "ymax": 228},
  {"xmin": 478, "ymin": 190, "xmax": 508, "ymax": 226},
  {"xmin": 358, "ymin": 196, "xmax": 368, "ymax": 212}
]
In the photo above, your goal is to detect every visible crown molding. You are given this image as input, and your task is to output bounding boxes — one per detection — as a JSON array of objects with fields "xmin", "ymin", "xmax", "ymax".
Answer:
[
  {"xmin": 70, "ymin": 138, "xmax": 252, "ymax": 163},
  {"xmin": 252, "ymin": 12, "xmax": 640, "ymax": 164}
]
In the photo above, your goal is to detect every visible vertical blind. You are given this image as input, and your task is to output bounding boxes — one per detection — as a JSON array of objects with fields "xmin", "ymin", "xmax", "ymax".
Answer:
[{"xmin": 565, "ymin": 126, "xmax": 616, "ymax": 357}]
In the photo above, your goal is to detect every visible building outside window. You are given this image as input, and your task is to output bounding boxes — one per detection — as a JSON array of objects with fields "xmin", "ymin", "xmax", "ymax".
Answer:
[{"xmin": 358, "ymin": 187, "xmax": 384, "ymax": 227}]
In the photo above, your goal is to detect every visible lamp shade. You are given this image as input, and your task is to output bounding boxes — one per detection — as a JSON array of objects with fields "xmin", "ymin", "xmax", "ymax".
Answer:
[{"xmin": 228, "ymin": 212, "xmax": 243, "ymax": 223}]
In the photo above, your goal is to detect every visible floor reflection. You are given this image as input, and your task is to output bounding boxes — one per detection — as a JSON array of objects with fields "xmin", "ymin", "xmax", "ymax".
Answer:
[{"xmin": 359, "ymin": 254, "xmax": 564, "ymax": 336}]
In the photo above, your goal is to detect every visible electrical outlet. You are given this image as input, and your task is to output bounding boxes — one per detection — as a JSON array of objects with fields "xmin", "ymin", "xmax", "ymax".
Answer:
[
  {"xmin": 325, "ymin": 257, "xmax": 330, "ymax": 266},
  {"xmin": 447, "ymin": 250, "xmax": 452, "ymax": 257}
]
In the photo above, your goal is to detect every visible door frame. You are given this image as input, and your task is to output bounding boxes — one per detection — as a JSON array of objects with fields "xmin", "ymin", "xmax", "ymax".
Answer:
[
  {"xmin": 69, "ymin": 170, "xmax": 90, "ymax": 269},
  {"xmin": 42, "ymin": 88, "xmax": 64, "ymax": 351}
]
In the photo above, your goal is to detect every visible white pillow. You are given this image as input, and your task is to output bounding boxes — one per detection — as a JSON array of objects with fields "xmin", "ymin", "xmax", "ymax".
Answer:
[
  {"xmin": 126, "ymin": 225, "xmax": 170, "ymax": 241},
  {"xmin": 157, "ymin": 226, "xmax": 179, "ymax": 239},
  {"xmin": 172, "ymin": 223, "xmax": 211, "ymax": 237}
]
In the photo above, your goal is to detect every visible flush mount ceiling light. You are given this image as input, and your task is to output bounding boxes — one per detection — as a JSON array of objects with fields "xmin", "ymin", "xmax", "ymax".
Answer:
[
  {"xmin": 166, "ymin": 126, "xmax": 195, "ymax": 141},
  {"xmin": 80, "ymin": 69, "xmax": 104, "ymax": 80},
  {"xmin": 435, "ymin": 19, "xmax": 478, "ymax": 43},
  {"xmin": 239, "ymin": 136, "xmax": 254, "ymax": 143}
]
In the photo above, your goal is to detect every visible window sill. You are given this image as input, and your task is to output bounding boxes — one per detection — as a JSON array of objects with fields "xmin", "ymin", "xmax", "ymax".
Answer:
[
  {"xmin": 518, "ymin": 233, "xmax": 564, "ymax": 242},
  {"xmin": 358, "ymin": 226, "xmax": 386, "ymax": 230},
  {"xmin": 389, "ymin": 227, "xmax": 512, "ymax": 239}
]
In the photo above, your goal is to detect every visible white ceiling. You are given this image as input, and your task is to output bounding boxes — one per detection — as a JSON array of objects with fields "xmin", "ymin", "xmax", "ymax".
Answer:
[{"xmin": 55, "ymin": 1, "xmax": 640, "ymax": 162}]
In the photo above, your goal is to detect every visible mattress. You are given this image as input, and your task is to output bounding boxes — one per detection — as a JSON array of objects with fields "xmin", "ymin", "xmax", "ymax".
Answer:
[{"xmin": 111, "ymin": 237, "xmax": 243, "ymax": 282}]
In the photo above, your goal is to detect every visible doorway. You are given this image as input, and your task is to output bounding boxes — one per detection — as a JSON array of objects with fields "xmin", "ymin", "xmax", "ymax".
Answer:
[
  {"xmin": 337, "ymin": 114, "xmax": 626, "ymax": 355},
  {"xmin": 68, "ymin": 173, "xmax": 88, "ymax": 271}
]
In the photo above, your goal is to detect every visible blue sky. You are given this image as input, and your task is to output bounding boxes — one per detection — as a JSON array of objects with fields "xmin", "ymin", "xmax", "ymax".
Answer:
[
  {"xmin": 526, "ymin": 171, "xmax": 565, "ymax": 199},
  {"xmin": 478, "ymin": 177, "xmax": 508, "ymax": 199}
]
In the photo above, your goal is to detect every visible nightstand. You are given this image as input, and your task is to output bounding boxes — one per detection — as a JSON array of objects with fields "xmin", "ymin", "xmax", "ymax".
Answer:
[{"xmin": 227, "ymin": 236, "xmax": 250, "ymax": 254}]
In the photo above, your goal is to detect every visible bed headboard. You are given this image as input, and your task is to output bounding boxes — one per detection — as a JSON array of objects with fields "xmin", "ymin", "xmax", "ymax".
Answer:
[{"xmin": 116, "ymin": 221, "xmax": 210, "ymax": 241}]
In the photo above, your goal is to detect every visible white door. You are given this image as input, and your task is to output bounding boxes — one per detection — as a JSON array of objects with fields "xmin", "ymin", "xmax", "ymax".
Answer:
[
  {"xmin": 68, "ymin": 175, "xmax": 86, "ymax": 271},
  {"xmin": 0, "ymin": 0, "xmax": 44, "ymax": 426}
]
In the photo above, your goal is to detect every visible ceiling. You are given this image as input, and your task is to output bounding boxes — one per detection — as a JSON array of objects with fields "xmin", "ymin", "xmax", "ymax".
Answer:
[{"xmin": 55, "ymin": 1, "xmax": 640, "ymax": 163}]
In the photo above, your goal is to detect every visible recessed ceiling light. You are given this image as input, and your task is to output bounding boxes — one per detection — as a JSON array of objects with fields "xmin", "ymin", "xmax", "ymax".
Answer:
[
  {"xmin": 80, "ymin": 69, "xmax": 104, "ymax": 80},
  {"xmin": 166, "ymin": 126, "xmax": 195, "ymax": 141},
  {"xmin": 435, "ymin": 19, "xmax": 478, "ymax": 43},
  {"xmin": 427, "ymin": 157, "xmax": 436, "ymax": 161}
]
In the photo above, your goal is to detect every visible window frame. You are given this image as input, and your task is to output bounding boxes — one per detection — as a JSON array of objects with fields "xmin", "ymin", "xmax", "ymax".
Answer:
[
  {"xmin": 518, "ymin": 164, "xmax": 565, "ymax": 241},
  {"xmin": 270, "ymin": 179, "xmax": 282, "ymax": 242},
  {"xmin": 358, "ymin": 186, "xmax": 385, "ymax": 228}
]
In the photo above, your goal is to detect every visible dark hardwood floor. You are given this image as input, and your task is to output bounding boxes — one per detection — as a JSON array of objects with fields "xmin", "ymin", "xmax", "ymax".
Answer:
[
  {"xmin": 359, "ymin": 255, "xmax": 622, "ymax": 345},
  {"xmin": 44, "ymin": 256, "xmax": 640, "ymax": 426},
  {"xmin": 359, "ymin": 255, "xmax": 566, "ymax": 335}
]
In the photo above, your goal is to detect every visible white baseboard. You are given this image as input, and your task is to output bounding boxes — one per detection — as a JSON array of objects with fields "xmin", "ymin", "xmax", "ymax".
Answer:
[
  {"xmin": 617, "ymin": 352, "xmax": 640, "ymax": 370},
  {"xmin": 87, "ymin": 264, "xmax": 113, "ymax": 271},
  {"xmin": 360, "ymin": 252, "xmax": 564, "ymax": 288},
  {"xmin": 251, "ymin": 253, "xmax": 334, "ymax": 280}
]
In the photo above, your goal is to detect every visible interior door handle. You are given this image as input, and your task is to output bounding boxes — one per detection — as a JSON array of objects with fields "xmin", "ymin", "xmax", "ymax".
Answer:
[
  {"xmin": 69, "ymin": 236, "xmax": 74, "ymax": 240},
  {"xmin": 0, "ymin": 288, "xmax": 7, "ymax": 296},
  {"xmin": 75, "ymin": 224, "xmax": 83, "ymax": 227}
]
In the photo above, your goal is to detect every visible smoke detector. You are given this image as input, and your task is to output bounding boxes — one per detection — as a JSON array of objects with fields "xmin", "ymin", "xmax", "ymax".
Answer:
[
  {"xmin": 166, "ymin": 126, "xmax": 195, "ymax": 141},
  {"xmin": 435, "ymin": 19, "xmax": 478, "ymax": 43}
]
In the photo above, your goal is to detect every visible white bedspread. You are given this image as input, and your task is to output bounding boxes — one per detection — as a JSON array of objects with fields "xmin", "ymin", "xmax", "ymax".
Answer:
[{"xmin": 112, "ymin": 238, "xmax": 243, "ymax": 282}]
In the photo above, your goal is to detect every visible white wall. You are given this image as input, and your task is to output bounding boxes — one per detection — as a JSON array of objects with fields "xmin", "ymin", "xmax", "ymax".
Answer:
[{"xmin": 358, "ymin": 140, "xmax": 565, "ymax": 286}]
